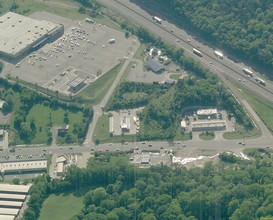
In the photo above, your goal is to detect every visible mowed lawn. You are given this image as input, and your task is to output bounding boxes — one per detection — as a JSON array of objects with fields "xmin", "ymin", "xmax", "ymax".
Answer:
[
  {"xmin": 239, "ymin": 86, "xmax": 273, "ymax": 132},
  {"xmin": 39, "ymin": 194, "xmax": 83, "ymax": 220},
  {"xmin": 26, "ymin": 104, "xmax": 84, "ymax": 144},
  {"xmin": 93, "ymin": 115, "xmax": 109, "ymax": 141},
  {"xmin": 0, "ymin": 0, "xmax": 84, "ymax": 20},
  {"xmin": 75, "ymin": 62, "xmax": 123, "ymax": 106}
]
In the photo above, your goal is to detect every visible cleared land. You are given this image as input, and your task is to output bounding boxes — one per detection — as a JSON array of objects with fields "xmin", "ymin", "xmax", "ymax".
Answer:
[{"xmin": 39, "ymin": 194, "xmax": 83, "ymax": 220}]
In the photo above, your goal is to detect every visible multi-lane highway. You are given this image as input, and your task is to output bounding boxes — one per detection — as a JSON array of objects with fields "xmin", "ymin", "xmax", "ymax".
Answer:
[
  {"xmin": 99, "ymin": 0, "xmax": 273, "ymax": 104},
  {"xmin": 1, "ymin": 0, "xmax": 273, "ymax": 161}
]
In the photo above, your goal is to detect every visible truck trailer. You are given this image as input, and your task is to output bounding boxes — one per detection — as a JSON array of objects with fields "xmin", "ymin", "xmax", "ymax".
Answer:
[
  {"xmin": 214, "ymin": 50, "xmax": 223, "ymax": 59},
  {"xmin": 255, "ymin": 77, "xmax": 266, "ymax": 86},
  {"xmin": 152, "ymin": 16, "xmax": 162, "ymax": 24},
  {"xmin": 193, "ymin": 48, "xmax": 203, "ymax": 57},
  {"xmin": 242, "ymin": 68, "xmax": 253, "ymax": 77}
]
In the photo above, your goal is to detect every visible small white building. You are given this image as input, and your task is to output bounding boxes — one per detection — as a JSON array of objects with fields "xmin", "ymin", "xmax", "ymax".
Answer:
[
  {"xmin": 56, "ymin": 162, "xmax": 64, "ymax": 176},
  {"xmin": 120, "ymin": 116, "xmax": 130, "ymax": 132},
  {"xmin": 0, "ymin": 100, "xmax": 5, "ymax": 110},
  {"xmin": 56, "ymin": 155, "xmax": 67, "ymax": 176},
  {"xmin": 197, "ymin": 108, "xmax": 218, "ymax": 119},
  {"xmin": 180, "ymin": 120, "xmax": 186, "ymax": 130}
]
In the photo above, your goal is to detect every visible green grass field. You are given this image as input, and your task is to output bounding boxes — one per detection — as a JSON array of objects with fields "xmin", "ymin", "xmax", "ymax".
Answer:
[
  {"xmin": 74, "ymin": 61, "xmax": 124, "ymax": 106},
  {"xmin": 228, "ymin": 77, "xmax": 273, "ymax": 134},
  {"xmin": 199, "ymin": 133, "xmax": 215, "ymax": 141},
  {"xmin": 93, "ymin": 115, "xmax": 109, "ymax": 141},
  {"xmin": 120, "ymin": 61, "xmax": 138, "ymax": 83},
  {"xmin": 174, "ymin": 127, "xmax": 191, "ymax": 141},
  {"xmin": 133, "ymin": 44, "xmax": 146, "ymax": 61},
  {"xmin": 170, "ymin": 73, "xmax": 181, "ymax": 80},
  {"xmin": 39, "ymin": 194, "xmax": 83, "ymax": 220},
  {"xmin": 239, "ymin": 86, "xmax": 273, "ymax": 133},
  {"xmin": 0, "ymin": 0, "xmax": 84, "ymax": 19},
  {"xmin": 223, "ymin": 122, "xmax": 260, "ymax": 139},
  {"xmin": 25, "ymin": 104, "xmax": 83, "ymax": 144}
]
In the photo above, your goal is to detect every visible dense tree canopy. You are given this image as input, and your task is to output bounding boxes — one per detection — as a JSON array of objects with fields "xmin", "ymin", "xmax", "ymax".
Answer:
[
  {"xmin": 25, "ymin": 149, "xmax": 273, "ymax": 220},
  {"xmin": 156, "ymin": 0, "xmax": 273, "ymax": 73},
  {"xmin": 108, "ymin": 74, "xmax": 253, "ymax": 141}
]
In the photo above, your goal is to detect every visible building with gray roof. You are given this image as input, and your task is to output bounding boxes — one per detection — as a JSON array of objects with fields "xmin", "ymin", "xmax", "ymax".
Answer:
[
  {"xmin": 0, "ymin": 12, "xmax": 64, "ymax": 63},
  {"xmin": 0, "ymin": 184, "xmax": 31, "ymax": 195},
  {"xmin": 0, "ymin": 215, "xmax": 15, "ymax": 220},
  {"xmin": 0, "ymin": 193, "xmax": 26, "ymax": 202},
  {"xmin": 141, "ymin": 154, "xmax": 150, "ymax": 164},
  {"xmin": 0, "ymin": 158, "xmax": 47, "ymax": 175},
  {"xmin": 0, "ymin": 207, "xmax": 19, "ymax": 216},
  {"xmin": 68, "ymin": 76, "xmax": 86, "ymax": 93},
  {"xmin": 146, "ymin": 58, "xmax": 164, "ymax": 73},
  {"xmin": 0, "ymin": 200, "xmax": 23, "ymax": 209}
]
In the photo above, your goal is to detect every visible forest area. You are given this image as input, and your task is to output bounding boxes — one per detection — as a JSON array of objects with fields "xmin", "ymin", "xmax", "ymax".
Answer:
[
  {"xmin": 106, "ymin": 73, "xmax": 253, "ymax": 141},
  {"xmin": 24, "ymin": 149, "xmax": 273, "ymax": 220},
  {"xmin": 156, "ymin": 0, "xmax": 273, "ymax": 74}
]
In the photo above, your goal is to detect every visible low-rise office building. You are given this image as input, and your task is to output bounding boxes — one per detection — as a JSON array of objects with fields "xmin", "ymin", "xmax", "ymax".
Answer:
[{"xmin": 0, "ymin": 158, "xmax": 47, "ymax": 175}]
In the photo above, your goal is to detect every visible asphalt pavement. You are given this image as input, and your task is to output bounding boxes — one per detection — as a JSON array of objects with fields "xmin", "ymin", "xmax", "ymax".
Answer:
[{"xmin": 2, "ymin": 0, "xmax": 273, "ymax": 159}]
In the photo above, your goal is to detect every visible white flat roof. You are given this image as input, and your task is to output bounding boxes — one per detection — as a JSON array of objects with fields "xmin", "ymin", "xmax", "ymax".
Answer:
[
  {"xmin": 0, "ymin": 12, "xmax": 58, "ymax": 56},
  {"xmin": 0, "ymin": 215, "xmax": 15, "ymax": 220},
  {"xmin": 56, "ymin": 155, "xmax": 67, "ymax": 163},
  {"xmin": 180, "ymin": 120, "xmax": 186, "ymax": 128},
  {"xmin": 0, "ymin": 201, "xmax": 23, "ymax": 208},
  {"xmin": 0, "ymin": 184, "xmax": 31, "ymax": 194},
  {"xmin": 0, "ymin": 100, "xmax": 5, "ymax": 109},
  {"xmin": 0, "ymin": 193, "xmax": 26, "ymax": 201},
  {"xmin": 0, "ymin": 160, "xmax": 47, "ymax": 173},
  {"xmin": 0, "ymin": 208, "xmax": 19, "ymax": 215},
  {"xmin": 57, "ymin": 162, "xmax": 64, "ymax": 174},
  {"xmin": 197, "ymin": 109, "xmax": 217, "ymax": 115}
]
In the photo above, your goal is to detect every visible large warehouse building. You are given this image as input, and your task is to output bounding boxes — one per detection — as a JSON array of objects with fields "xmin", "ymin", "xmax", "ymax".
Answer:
[
  {"xmin": 0, "ymin": 11, "xmax": 64, "ymax": 63},
  {"xmin": 0, "ymin": 184, "xmax": 31, "ymax": 220}
]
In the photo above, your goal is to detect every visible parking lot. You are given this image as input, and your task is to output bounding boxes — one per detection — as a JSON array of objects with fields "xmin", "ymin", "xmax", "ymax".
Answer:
[
  {"xmin": 127, "ymin": 49, "xmax": 184, "ymax": 84},
  {"xmin": 3, "ymin": 12, "xmax": 138, "ymax": 95},
  {"xmin": 110, "ymin": 108, "xmax": 143, "ymax": 136}
]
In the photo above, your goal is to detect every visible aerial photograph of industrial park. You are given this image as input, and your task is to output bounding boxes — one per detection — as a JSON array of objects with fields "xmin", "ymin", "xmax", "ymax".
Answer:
[{"xmin": 1, "ymin": 0, "xmax": 273, "ymax": 219}]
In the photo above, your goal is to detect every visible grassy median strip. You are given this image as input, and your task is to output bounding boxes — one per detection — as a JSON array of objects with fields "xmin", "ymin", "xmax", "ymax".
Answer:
[
  {"xmin": 239, "ymin": 85, "xmax": 273, "ymax": 133},
  {"xmin": 74, "ymin": 61, "xmax": 124, "ymax": 106}
]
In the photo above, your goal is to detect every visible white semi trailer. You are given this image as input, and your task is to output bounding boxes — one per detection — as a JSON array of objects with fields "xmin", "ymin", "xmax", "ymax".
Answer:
[{"xmin": 214, "ymin": 50, "xmax": 223, "ymax": 59}]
